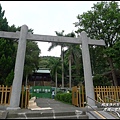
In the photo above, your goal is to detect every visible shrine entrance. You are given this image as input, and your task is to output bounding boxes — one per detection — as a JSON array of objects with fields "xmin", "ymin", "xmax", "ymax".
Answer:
[{"xmin": 0, "ymin": 25, "xmax": 105, "ymax": 110}]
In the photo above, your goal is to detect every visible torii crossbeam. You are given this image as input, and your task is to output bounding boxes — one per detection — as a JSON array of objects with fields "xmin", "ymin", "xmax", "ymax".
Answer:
[{"xmin": 0, "ymin": 25, "xmax": 105, "ymax": 110}]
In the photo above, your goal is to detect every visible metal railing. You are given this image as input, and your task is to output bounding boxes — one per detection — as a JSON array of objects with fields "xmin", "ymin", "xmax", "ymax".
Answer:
[
  {"xmin": 104, "ymin": 96, "xmax": 120, "ymax": 104},
  {"xmin": 103, "ymin": 96, "xmax": 120, "ymax": 118},
  {"xmin": 86, "ymin": 96, "xmax": 107, "ymax": 119},
  {"xmin": 88, "ymin": 95, "xmax": 120, "ymax": 118}
]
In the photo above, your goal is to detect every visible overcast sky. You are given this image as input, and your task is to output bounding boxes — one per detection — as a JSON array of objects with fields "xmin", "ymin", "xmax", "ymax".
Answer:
[{"xmin": 0, "ymin": 1, "xmax": 116, "ymax": 57}]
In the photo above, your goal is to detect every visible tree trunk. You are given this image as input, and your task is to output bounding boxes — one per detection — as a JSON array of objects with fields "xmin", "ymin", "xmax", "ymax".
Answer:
[
  {"xmin": 61, "ymin": 45, "xmax": 64, "ymax": 88},
  {"xmin": 25, "ymin": 75, "xmax": 28, "ymax": 87},
  {"xmin": 69, "ymin": 54, "xmax": 72, "ymax": 89},
  {"xmin": 55, "ymin": 70, "xmax": 57, "ymax": 95},
  {"xmin": 108, "ymin": 57, "xmax": 118, "ymax": 86}
]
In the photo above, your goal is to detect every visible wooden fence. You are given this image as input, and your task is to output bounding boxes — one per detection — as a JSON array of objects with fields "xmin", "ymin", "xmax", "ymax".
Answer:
[
  {"xmin": 72, "ymin": 85, "xmax": 120, "ymax": 107},
  {"xmin": 72, "ymin": 86, "xmax": 78, "ymax": 106},
  {"xmin": 72, "ymin": 86, "xmax": 85, "ymax": 107},
  {"xmin": 94, "ymin": 86, "xmax": 120, "ymax": 103},
  {"xmin": 0, "ymin": 85, "xmax": 30, "ymax": 108}
]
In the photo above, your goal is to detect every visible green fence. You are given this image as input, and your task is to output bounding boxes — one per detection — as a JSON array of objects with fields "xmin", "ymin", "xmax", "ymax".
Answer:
[{"xmin": 30, "ymin": 86, "xmax": 52, "ymax": 98}]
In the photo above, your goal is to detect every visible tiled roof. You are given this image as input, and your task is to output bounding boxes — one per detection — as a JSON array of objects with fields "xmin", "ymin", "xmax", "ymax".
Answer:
[{"xmin": 36, "ymin": 69, "xmax": 50, "ymax": 73}]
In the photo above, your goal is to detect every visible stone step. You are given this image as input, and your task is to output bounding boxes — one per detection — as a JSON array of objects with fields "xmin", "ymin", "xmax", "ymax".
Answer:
[
  {"xmin": 6, "ymin": 111, "xmax": 88, "ymax": 119},
  {"xmin": 6, "ymin": 115, "xmax": 88, "ymax": 119},
  {"xmin": 0, "ymin": 110, "xmax": 8, "ymax": 119}
]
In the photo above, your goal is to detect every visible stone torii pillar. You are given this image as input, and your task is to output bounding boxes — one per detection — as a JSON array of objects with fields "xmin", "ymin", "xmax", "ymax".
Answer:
[
  {"xmin": 7, "ymin": 25, "xmax": 28, "ymax": 110},
  {"xmin": 81, "ymin": 31, "xmax": 96, "ymax": 108},
  {"xmin": 0, "ymin": 25, "xmax": 105, "ymax": 110}
]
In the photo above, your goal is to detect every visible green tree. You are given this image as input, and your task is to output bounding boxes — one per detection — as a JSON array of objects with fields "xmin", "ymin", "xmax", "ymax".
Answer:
[
  {"xmin": 74, "ymin": 1, "xmax": 120, "ymax": 86},
  {"xmin": 112, "ymin": 41, "xmax": 120, "ymax": 70},
  {"xmin": 0, "ymin": 4, "xmax": 8, "ymax": 31},
  {"xmin": 8, "ymin": 24, "xmax": 20, "ymax": 32},
  {"xmin": 0, "ymin": 4, "xmax": 39, "ymax": 86},
  {"xmin": 23, "ymin": 41, "xmax": 41, "ymax": 86},
  {"xmin": 90, "ymin": 46, "xmax": 108, "ymax": 75},
  {"xmin": 105, "ymin": 40, "xmax": 120, "ymax": 86},
  {"xmin": 47, "ymin": 57, "xmax": 61, "ymax": 88},
  {"xmin": 48, "ymin": 30, "xmax": 65, "ymax": 88},
  {"xmin": 64, "ymin": 45, "xmax": 83, "ymax": 86},
  {"xmin": 0, "ymin": 38, "xmax": 15, "ymax": 85},
  {"xmin": 39, "ymin": 56, "xmax": 50, "ymax": 68},
  {"xmin": 0, "ymin": 4, "xmax": 16, "ymax": 85},
  {"xmin": 64, "ymin": 32, "xmax": 82, "ymax": 88},
  {"xmin": 93, "ymin": 74, "xmax": 111, "ymax": 86}
]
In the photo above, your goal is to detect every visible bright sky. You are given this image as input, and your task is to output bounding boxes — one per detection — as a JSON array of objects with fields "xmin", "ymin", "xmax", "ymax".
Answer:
[{"xmin": 0, "ymin": 1, "xmax": 113, "ymax": 57}]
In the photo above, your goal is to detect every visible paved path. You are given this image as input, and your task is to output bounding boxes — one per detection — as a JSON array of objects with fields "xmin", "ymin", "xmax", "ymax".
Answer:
[
  {"xmin": 35, "ymin": 98, "xmax": 86, "ymax": 112},
  {"xmin": 5, "ymin": 98, "xmax": 88, "ymax": 119},
  {"xmin": 1, "ymin": 98, "xmax": 119, "ymax": 119}
]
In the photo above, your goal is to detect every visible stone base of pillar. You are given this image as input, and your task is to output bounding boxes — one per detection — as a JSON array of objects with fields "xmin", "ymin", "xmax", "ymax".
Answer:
[{"xmin": 6, "ymin": 106, "xmax": 21, "ymax": 110}]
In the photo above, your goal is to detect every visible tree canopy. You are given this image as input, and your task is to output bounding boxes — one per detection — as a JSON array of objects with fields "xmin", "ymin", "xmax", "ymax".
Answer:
[
  {"xmin": 74, "ymin": 1, "xmax": 120, "ymax": 86},
  {"xmin": 0, "ymin": 4, "xmax": 41, "ymax": 86}
]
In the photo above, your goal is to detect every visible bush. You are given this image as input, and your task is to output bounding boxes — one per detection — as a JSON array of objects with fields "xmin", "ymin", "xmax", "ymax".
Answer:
[{"xmin": 55, "ymin": 92, "xmax": 72, "ymax": 104}]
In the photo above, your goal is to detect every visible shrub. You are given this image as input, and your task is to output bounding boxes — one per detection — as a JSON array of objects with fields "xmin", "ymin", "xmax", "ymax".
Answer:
[{"xmin": 55, "ymin": 92, "xmax": 72, "ymax": 104}]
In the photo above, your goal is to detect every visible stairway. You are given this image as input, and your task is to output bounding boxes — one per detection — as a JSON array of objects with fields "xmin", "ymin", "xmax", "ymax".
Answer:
[
  {"xmin": 6, "ymin": 111, "xmax": 88, "ymax": 119},
  {"xmin": 6, "ymin": 97, "xmax": 89, "ymax": 119}
]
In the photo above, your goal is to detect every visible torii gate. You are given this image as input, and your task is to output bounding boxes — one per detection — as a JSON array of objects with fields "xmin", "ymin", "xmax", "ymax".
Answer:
[{"xmin": 0, "ymin": 25, "xmax": 105, "ymax": 110}]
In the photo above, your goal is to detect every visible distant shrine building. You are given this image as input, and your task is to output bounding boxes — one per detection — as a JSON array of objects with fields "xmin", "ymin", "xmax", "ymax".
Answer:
[{"xmin": 28, "ymin": 68, "xmax": 52, "ymax": 86}]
